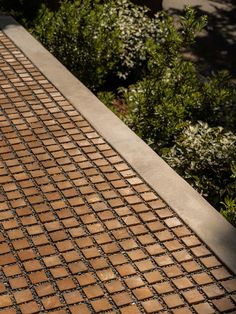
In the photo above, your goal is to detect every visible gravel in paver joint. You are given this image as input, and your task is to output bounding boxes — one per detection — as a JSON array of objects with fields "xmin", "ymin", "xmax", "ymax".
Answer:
[{"xmin": 0, "ymin": 30, "xmax": 236, "ymax": 313}]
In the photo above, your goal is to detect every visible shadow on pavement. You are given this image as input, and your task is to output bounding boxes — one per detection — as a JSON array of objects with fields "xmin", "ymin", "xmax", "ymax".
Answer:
[
  {"xmin": 168, "ymin": 0, "xmax": 236, "ymax": 79},
  {"xmin": 0, "ymin": 16, "xmax": 19, "ymax": 31}
]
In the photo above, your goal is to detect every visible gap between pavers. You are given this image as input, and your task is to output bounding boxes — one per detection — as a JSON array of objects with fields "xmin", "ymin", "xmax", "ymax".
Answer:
[{"xmin": 1, "ymin": 16, "xmax": 236, "ymax": 274}]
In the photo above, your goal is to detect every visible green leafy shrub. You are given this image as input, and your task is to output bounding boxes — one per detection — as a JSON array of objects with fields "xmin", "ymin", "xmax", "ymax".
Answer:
[
  {"xmin": 122, "ymin": 60, "xmax": 201, "ymax": 149},
  {"xmin": 220, "ymin": 163, "xmax": 236, "ymax": 227},
  {"xmin": 119, "ymin": 9, "xmax": 204, "ymax": 148},
  {"xmin": 121, "ymin": 9, "xmax": 235, "ymax": 148},
  {"xmin": 34, "ymin": 0, "xmax": 122, "ymax": 90},
  {"xmin": 162, "ymin": 122, "xmax": 236, "ymax": 208},
  {"xmin": 193, "ymin": 71, "xmax": 236, "ymax": 132},
  {"xmin": 105, "ymin": 0, "xmax": 163, "ymax": 80},
  {"xmin": 31, "ymin": 1, "xmax": 236, "ymax": 226},
  {"xmin": 221, "ymin": 197, "xmax": 236, "ymax": 227},
  {"xmin": 220, "ymin": 196, "xmax": 236, "ymax": 227},
  {"xmin": 97, "ymin": 91, "xmax": 119, "ymax": 115},
  {"xmin": 33, "ymin": 0, "xmax": 165, "ymax": 90},
  {"xmin": 120, "ymin": 9, "xmax": 205, "ymax": 151}
]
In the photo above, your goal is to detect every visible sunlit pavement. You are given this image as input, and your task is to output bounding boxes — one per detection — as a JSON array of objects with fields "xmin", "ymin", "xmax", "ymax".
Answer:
[{"xmin": 0, "ymin": 23, "xmax": 236, "ymax": 313}]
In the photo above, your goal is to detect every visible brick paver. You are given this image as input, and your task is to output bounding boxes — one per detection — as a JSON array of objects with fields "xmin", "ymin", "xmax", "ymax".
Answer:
[{"xmin": 0, "ymin": 30, "xmax": 236, "ymax": 313}]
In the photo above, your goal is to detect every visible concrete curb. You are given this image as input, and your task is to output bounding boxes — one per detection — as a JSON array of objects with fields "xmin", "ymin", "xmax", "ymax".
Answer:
[{"xmin": 1, "ymin": 16, "xmax": 236, "ymax": 274}]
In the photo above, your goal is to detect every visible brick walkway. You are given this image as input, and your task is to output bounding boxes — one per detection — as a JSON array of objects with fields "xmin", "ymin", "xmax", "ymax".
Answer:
[{"xmin": 0, "ymin": 30, "xmax": 236, "ymax": 314}]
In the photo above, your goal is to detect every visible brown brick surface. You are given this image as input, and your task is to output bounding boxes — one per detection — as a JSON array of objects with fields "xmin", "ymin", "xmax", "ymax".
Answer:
[{"xmin": 0, "ymin": 30, "xmax": 235, "ymax": 313}]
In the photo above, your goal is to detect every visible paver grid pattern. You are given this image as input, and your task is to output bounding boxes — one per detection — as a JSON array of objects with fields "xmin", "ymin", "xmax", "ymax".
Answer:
[{"xmin": 0, "ymin": 31, "xmax": 235, "ymax": 314}]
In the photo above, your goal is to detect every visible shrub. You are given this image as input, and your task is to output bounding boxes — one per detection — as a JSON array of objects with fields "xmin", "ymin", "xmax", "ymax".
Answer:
[
  {"xmin": 220, "ymin": 163, "xmax": 236, "ymax": 227},
  {"xmin": 162, "ymin": 122, "xmax": 236, "ymax": 208},
  {"xmin": 33, "ymin": 1, "xmax": 236, "ymax": 225},
  {"xmin": 118, "ymin": 9, "xmax": 205, "ymax": 148},
  {"xmin": 123, "ymin": 67, "xmax": 236, "ymax": 150},
  {"xmin": 105, "ymin": 0, "xmax": 163, "ymax": 80},
  {"xmin": 221, "ymin": 196, "xmax": 236, "ymax": 227},
  {"xmin": 34, "ymin": 0, "xmax": 122, "ymax": 90},
  {"xmin": 122, "ymin": 60, "xmax": 201, "ymax": 149},
  {"xmin": 33, "ymin": 0, "xmax": 165, "ymax": 90},
  {"xmin": 121, "ymin": 9, "xmax": 235, "ymax": 149},
  {"xmin": 193, "ymin": 71, "xmax": 236, "ymax": 131}
]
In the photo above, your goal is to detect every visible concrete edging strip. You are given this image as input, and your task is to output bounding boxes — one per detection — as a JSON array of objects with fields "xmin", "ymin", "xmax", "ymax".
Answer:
[{"xmin": 1, "ymin": 16, "xmax": 236, "ymax": 274}]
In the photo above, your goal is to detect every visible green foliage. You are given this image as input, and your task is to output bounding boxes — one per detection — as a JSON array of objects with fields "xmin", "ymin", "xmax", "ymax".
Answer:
[
  {"xmin": 120, "ymin": 9, "xmax": 208, "ymax": 148},
  {"xmin": 34, "ymin": 0, "xmax": 122, "ymax": 90},
  {"xmin": 221, "ymin": 196, "xmax": 236, "ymax": 228},
  {"xmin": 220, "ymin": 163, "xmax": 236, "ymax": 227},
  {"xmin": 180, "ymin": 6, "xmax": 207, "ymax": 45},
  {"xmin": 33, "ymin": 0, "xmax": 165, "ymax": 90},
  {"xmin": 122, "ymin": 60, "xmax": 200, "ymax": 149},
  {"xmin": 162, "ymin": 122, "xmax": 236, "ymax": 207},
  {"xmin": 17, "ymin": 1, "xmax": 236, "ymax": 226},
  {"xmin": 97, "ymin": 91, "xmax": 118, "ymax": 115},
  {"xmin": 119, "ymin": 8, "xmax": 236, "ymax": 222},
  {"xmin": 103, "ymin": 0, "xmax": 162, "ymax": 80},
  {"xmin": 194, "ymin": 71, "xmax": 236, "ymax": 131},
  {"xmin": 121, "ymin": 8, "xmax": 235, "ymax": 158}
]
